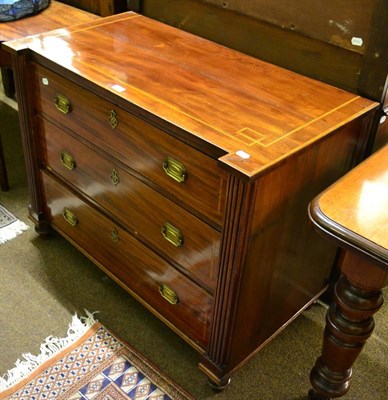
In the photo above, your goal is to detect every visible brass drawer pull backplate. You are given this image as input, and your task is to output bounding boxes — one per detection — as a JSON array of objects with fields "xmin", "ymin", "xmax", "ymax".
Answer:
[
  {"xmin": 163, "ymin": 157, "xmax": 186, "ymax": 183},
  {"xmin": 62, "ymin": 208, "xmax": 78, "ymax": 226},
  {"xmin": 159, "ymin": 283, "xmax": 179, "ymax": 305},
  {"xmin": 54, "ymin": 94, "xmax": 71, "ymax": 114},
  {"xmin": 60, "ymin": 150, "xmax": 76, "ymax": 170},
  {"xmin": 161, "ymin": 222, "xmax": 183, "ymax": 247}
]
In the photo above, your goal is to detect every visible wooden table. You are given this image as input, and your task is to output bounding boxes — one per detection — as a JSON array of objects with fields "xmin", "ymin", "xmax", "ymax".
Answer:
[
  {"xmin": 0, "ymin": 1, "xmax": 99, "ymax": 191},
  {"xmin": 308, "ymin": 145, "xmax": 388, "ymax": 399}
]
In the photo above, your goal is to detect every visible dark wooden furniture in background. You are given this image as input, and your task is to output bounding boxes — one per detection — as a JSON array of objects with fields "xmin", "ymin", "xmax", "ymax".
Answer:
[
  {"xmin": 0, "ymin": 1, "xmax": 128, "ymax": 191},
  {"xmin": 372, "ymin": 75, "xmax": 388, "ymax": 151},
  {"xmin": 57, "ymin": 0, "xmax": 128, "ymax": 16},
  {"xmin": 0, "ymin": 1, "xmax": 100, "ymax": 191},
  {"xmin": 0, "ymin": 1, "xmax": 102, "ymax": 98},
  {"xmin": 1, "ymin": 0, "xmax": 128, "ymax": 97},
  {"xmin": 307, "ymin": 145, "xmax": 388, "ymax": 399},
  {"xmin": 3, "ymin": 12, "xmax": 377, "ymax": 387}
]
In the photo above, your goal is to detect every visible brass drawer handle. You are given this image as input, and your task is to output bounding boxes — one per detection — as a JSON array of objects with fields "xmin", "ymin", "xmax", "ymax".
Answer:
[
  {"xmin": 54, "ymin": 94, "xmax": 71, "ymax": 114},
  {"xmin": 159, "ymin": 283, "xmax": 179, "ymax": 305},
  {"xmin": 109, "ymin": 109, "xmax": 118, "ymax": 129},
  {"xmin": 62, "ymin": 208, "xmax": 78, "ymax": 226},
  {"xmin": 163, "ymin": 157, "xmax": 186, "ymax": 183},
  {"xmin": 161, "ymin": 222, "xmax": 183, "ymax": 247},
  {"xmin": 60, "ymin": 150, "xmax": 76, "ymax": 170}
]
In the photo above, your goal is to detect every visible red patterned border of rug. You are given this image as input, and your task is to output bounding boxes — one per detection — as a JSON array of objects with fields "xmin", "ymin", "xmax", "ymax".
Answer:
[{"xmin": 0, "ymin": 321, "xmax": 194, "ymax": 400}]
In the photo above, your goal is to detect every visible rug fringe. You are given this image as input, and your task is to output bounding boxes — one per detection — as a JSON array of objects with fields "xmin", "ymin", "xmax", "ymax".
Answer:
[
  {"xmin": 0, "ymin": 220, "xmax": 29, "ymax": 244},
  {"xmin": 0, "ymin": 311, "xmax": 98, "ymax": 391}
]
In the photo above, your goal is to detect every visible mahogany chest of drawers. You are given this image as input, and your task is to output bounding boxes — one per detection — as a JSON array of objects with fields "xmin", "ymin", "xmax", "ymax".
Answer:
[{"xmin": 3, "ymin": 12, "xmax": 377, "ymax": 387}]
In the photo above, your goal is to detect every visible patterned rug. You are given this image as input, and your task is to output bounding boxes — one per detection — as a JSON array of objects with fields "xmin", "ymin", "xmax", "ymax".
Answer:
[
  {"xmin": 0, "ymin": 313, "xmax": 194, "ymax": 400},
  {"xmin": 0, "ymin": 205, "xmax": 29, "ymax": 244}
]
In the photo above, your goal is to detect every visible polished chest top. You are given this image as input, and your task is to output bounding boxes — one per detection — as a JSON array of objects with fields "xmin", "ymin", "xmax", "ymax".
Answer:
[{"xmin": 5, "ymin": 12, "xmax": 375, "ymax": 179}]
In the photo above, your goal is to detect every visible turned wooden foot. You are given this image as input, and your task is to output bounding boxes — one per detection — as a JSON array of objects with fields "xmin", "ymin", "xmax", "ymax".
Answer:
[
  {"xmin": 309, "ymin": 357, "xmax": 352, "ymax": 399},
  {"xmin": 309, "ymin": 274, "xmax": 384, "ymax": 398},
  {"xmin": 207, "ymin": 377, "xmax": 231, "ymax": 392},
  {"xmin": 35, "ymin": 222, "xmax": 52, "ymax": 236},
  {"xmin": 29, "ymin": 209, "xmax": 52, "ymax": 236}
]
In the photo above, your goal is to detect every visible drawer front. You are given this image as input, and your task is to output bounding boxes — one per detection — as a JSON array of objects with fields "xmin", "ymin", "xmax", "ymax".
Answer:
[
  {"xmin": 41, "ymin": 171, "xmax": 213, "ymax": 348},
  {"xmin": 34, "ymin": 64, "xmax": 226, "ymax": 226},
  {"xmin": 41, "ymin": 118, "xmax": 220, "ymax": 290}
]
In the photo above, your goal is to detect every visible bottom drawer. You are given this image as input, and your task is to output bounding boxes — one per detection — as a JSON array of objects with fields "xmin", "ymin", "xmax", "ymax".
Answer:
[{"xmin": 41, "ymin": 171, "xmax": 213, "ymax": 349}]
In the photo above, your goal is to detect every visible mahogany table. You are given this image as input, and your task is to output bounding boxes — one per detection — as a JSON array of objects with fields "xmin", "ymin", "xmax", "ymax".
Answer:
[
  {"xmin": 0, "ymin": 1, "xmax": 99, "ymax": 191},
  {"xmin": 308, "ymin": 145, "xmax": 388, "ymax": 399}
]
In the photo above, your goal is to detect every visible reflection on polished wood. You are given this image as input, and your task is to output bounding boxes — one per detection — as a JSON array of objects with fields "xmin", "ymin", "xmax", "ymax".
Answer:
[
  {"xmin": 6, "ymin": 13, "xmax": 377, "ymax": 179},
  {"xmin": 0, "ymin": 2, "xmax": 97, "ymax": 43},
  {"xmin": 308, "ymin": 145, "xmax": 388, "ymax": 399},
  {"xmin": 0, "ymin": 1, "xmax": 100, "ymax": 191},
  {"xmin": 0, "ymin": 1, "xmax": 99, "ymax": 66},
  {"xmin": 3, "ymin": 13, "xmax": 379, "ymax": 386},
  {"xmin": 0, "ymin": 0, "xmax": 100, "ymax": 94}
]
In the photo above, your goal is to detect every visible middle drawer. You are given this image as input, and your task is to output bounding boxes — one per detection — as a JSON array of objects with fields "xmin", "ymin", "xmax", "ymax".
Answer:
[{"xmin": 40, "ymin": 117, "xmax": 220, "ymax": 291}]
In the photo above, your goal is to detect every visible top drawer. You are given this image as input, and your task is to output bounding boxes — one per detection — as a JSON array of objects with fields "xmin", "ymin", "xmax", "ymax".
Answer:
[{"xmin": 33, "ymin": 64, "xmax": 227, "ymax": 227}]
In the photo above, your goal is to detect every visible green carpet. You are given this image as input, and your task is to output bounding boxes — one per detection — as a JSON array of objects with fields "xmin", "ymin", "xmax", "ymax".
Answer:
[{"xmin": 0, "ymin": 100, "xmax": 387, "ymax": 399}]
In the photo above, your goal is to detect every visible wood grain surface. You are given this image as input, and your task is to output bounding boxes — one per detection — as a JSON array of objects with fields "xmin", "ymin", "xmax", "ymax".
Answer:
[
  {"xmin": 0, "ymin": 1, "xmax": 99, "ymax": 43},
  {"xmin": 4, "ymin": 12, "xmax": 377, "ymax": 180},
  {"xmin": 312, "ymin": 145, "xmax": 388, "ymax": 260},
  {"xmin": 5, "ymin": 12, "xmax": 382, "ymax": 386},
  {"xmin": 42, "ymin": 171, "xmax": 213, "ymax": 350}
]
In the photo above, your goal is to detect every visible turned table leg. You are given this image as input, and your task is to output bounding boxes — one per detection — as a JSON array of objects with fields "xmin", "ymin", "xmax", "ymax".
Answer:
[{"xmin": 309, "ymin": 253, "xmax": 387, "ymax": 399}]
